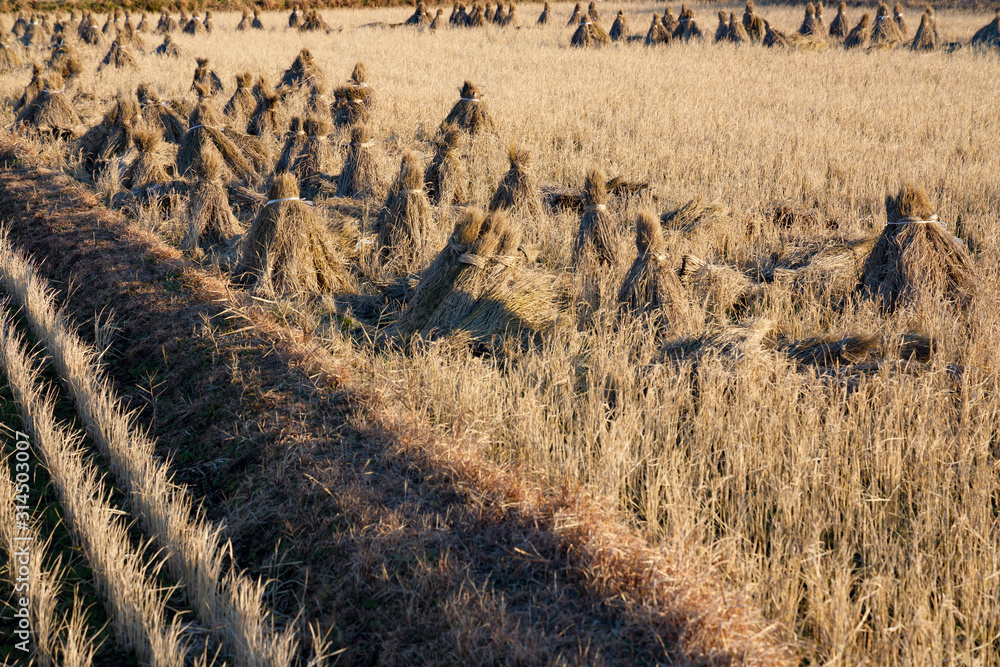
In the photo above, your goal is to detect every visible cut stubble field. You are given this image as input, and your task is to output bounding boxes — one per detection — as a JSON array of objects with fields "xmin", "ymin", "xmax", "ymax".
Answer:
[{"xmin": 1, "ymin": 3, "xmax": 1000, "ymax": 665}]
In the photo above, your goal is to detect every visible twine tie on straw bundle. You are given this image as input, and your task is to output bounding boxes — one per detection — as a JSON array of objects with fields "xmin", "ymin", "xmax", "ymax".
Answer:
[
  {"xmin": 640, "ymin": 253, "xmax": 667, "ymax": 262},
  {"xmin": 352, "ymin": 141, "xmax": 373, "ymax": 147},
  {"xmin": 447, "ymin": 241, "xmax": 468, "ymax": 255},
  {"xmin": 458, "ymin": 253, "xmax": 487, "ymax": 268},
  {"xmin": 460, "ymin": 98, "xmax": 479, "ymax": 102},
  {"xmin": 353, "ymin": 236, "xmax": 376, "ymax": 253},
  {"xmin": 492, "ymin": 255, "xmax": 519, "ymax": 268},
  {"xmin": 888, "ymin": 214, "xmax": 941, "ymax": 225},
  {"xmin": 585, "ymin": 204, "xmax": 607, "ymax": 212},
  {"xmin": 265, "ymin": 197, "xmax": 314, "ymax": 206},
  {"xmin": 405, "ymin": 189, "xmax": 423, "ymax": 196},
  {"xmin": 43, "ymin": 87, "xmax": 66, "ymax": 94}
]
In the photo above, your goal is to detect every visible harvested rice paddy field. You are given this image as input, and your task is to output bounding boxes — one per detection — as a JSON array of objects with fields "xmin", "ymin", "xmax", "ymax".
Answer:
[{"xmin": 1, "ymin": 2, "xmax": 999, "ymax": 665}]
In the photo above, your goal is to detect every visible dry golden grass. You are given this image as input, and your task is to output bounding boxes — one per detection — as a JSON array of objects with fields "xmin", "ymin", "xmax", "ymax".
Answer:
[{"xmin": 2, "ymin": 3, "xmax": 1000, "ymax": 664}]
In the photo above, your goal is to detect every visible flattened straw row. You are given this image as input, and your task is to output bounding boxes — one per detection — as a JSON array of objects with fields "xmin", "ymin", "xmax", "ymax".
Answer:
[{"xmin": 0, "ymin": 232, "xmax": 299, "ymax": 666}]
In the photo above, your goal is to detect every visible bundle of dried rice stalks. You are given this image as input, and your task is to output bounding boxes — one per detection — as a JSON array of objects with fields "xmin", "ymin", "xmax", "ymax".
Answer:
[
  {"xmin": 609, "ymin": 11, "xmax": 628, "ymax": 41},
  {"xmin": 377, "ymin": 150, "xmax": 434, "ymax": 272},
  {"xmin": 911, "ymin": 8, "xmax": 938, "ymax": 50},
  {"xmin": 766, "ymin": 235, "xmax": 875, "ymax": 297},
  {"xmin": 843, "ymin": 13, "xmax": 871, "ymax": 48},
  {"xmin": 0, "ymin": 34, "xmax": 21, "ymax": 73},
  {"xmin": 155, "ymin": 35, "xmax": 181, "ymax": 57},
  {"xmin": 182, "ymin": 13, "xmax": 205, "ymax": 35},
  {"xmin": 763, "ymin": 20, "xmax": 790, "ymax": 47},
  {"xmin": 247, "ymin": 82, "xmax": 288, "ymax": 137},
  {"xmin": 538, "ymin": 2, "xmax": 550, "ymax": 25},
  {"xmin": 675, "ymin": 6, "xmax": 703, "ymax": 40},
  {"xmin": 780, "ymin": 333, "xmax": 878, "ymax": 368},
  {"xmin": 338, "ymin": 124, "xmax": 381, "ymax": 199},
  {"xmin": 714, "ymin": 11, "xmax": 729, "ymax": 42},
  {"xmin": 893, "ymin": 3, "xmax": 908, "ymax": 37},
  {"xmin": 660, "ymin": 317, "xmax": 774, "ymax": 364},
  {"xmin": 829, "ymin": 2, "xmax": 849, "ymax": 37},
  {"xmin": 743, "ymin": 1, "xmax": 765, "ymax": 42},
  {"xmin": 236, "ymin": 9, "xmax": 252, "ymax": 31},
  {"xmin": 119, "ymin": 15, "xmax": 145, "ymax": 49},
  {"xmin": 98, "ymin": 37, "xmax": 136, "ymax": 71},
  {"xmin": 726, "ymin": 11, "xmax": 749, "ymax": 42},
  {"xmin": 223, "ymin": 72, "xmax": 255, "ymax": 124},
  {"xmin": 294, "ymin": 115, "xmax": 337, "ymax": 199},
  {"xmin": 489, "ymin": 145, "xmax": 543, "ymax": 220},
  {"xmin": 276, "ymin": 117, "xmax": 307, "ymax": 173},
  {"xmin": 176, "ymin": 102, "xmax": 255, "ymax": 183},
  {"xmin": 77, "ymin": 94, "xmax": 139, "ymax": 174},
  {"xmin": 646, "ymin": 14, "xmax": 671, "ymax": 45},
  {"xmin": 47, "ymin": 41, "xmax": 83, "ymax": 83},
  {"xmin": 136, "ymin": 84, "xmax": 186, "ymax": 146},
  {"xmin": 430, "ymin": 9, "xmax": 446, "ymax": 30},
  {"xmin": 14, "ymin": 64, "xmax": 43, "ymax": 114},
  {"xmin": 122, "ymin": 126, "xmax": 174, "ymax": 191},
  {"xmin": 279, "ymin": 48, "xmax": 325, "ymax": 92},
  {"xmin": 859, "ymin": 184, "xmax": 977, "ymax": 311},
  {"xmin": 252, "ymin": 9, "xmax": 265, "ymax": 30},
  {"xmin": 156, "ymin": 11, "xmax": 177, "ymax": 33},
  {"xmin": 662, "ymin": 6, "xmax": 679, "ymax": 34},
  {"xmin": 332, "ymin": 84, "xmax": 371, "ymax": 128},
  {"xmin": 191, "ymin": 58, "xmax": 224, "ymax": 97},
  {"xmin": 572, "ymin": 169, "xmax": 620, "ymax": 266},
  {"xmin": 586, "ymin": 1, "xmax": 601, "ymax": 22},
  {"xmin": 425, "ymin": 122, "xmax": 468, "ymax": 206},
  {"xmin": 870, "ymin": 3, "xmax": 903, "ymax": 47},
  {"xmin": 970, "ymin": 9, "xmax": 1000, "ymax": 48},
  {"xmin": 799, "ymin": 2, "xmax": 822, "ymax": 36},
  {"xmin": 236, "ymin": 172, "xmax": 354, "ymax": 295},
  {"xmin": 572, "ymin": 16, "xmax": 610, "ymax": 46},
  {"xmin": 618, "ymin": 211, "xmax": 690, "ymax": 328},
  {"xmin": 406, "ymin": 2, "xmax": 433, "ymax": 25},
  {"xmin": 182, "ymin": 151, "xmax": 242, "ymax": 254},
  {"xmin": 660, "ymin": 197, "xmax": 730, "ymax": 258},
  {"xmin": 679, "ymin": 254, "xmax": 768, "ymax": 317},
  {"xmin": 466, "ymin": 4, "xmax": 487, "ymax": 27},
  {"xmin": 289, "ymin": 5, "xmax": 303, "ymax": 29},
  {"xmin": 440, "ymin": 81, "xmax": 495, "ymax": 136},
  {"xmin": 299, "ymin": 10, "xmax": 330, "ymax": 32},
  {"xmin": 16, "ymin": 72, "xmax": 81, "ymax": 137},
  {"xmin": 568, "ymin": 2, "xmax": 582, "ymax": 26},
  {"xmin": 500, "ymin": 3, "xmax": 517, "ymax": 27}
]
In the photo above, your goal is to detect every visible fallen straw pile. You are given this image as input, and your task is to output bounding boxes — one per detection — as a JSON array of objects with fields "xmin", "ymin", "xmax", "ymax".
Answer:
[
  {"xmin": 572, "ymin": 169, "xmax": 620, "ymax": 266},
  {"xmin": 182, "ymin": 151, "xmax": 242, "ymax": 254},
  {"xmin": 425, "ymin": 122, "xmax": 467, "ymax": 206},
  {"xmin": 376, "ymin": 150, "xmax": 434, "ymax": 273},
  {"xmin": 235, "ymin": 173, "xmax": 354, "ymax": 295},
  {"xmin": 443, "ymin": 81, "xmax": 495, "ymax": 135},
  {"xmin": 338, "ymin": 124, "xmax": 381, "ymax": 198},
  {"xmin": 618, "ymin": 211, "xmax": 691, "ymax": 329},
  {"xmin": 859, "ymin": 183, "xmax": 977, "ymax": 311}
]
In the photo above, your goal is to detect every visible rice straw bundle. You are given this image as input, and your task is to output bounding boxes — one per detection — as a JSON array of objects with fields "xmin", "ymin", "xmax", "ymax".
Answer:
[
  {"xmin": 278, "ymin": 48, "xmax": 325, "ymax": 92},
  {"xmin": 247, "ymin": 82, "xmax": 288, "ymax": 137},
  {"xmin": 338, "ymin": 124, "xmax": 381, "ymax": 199},
  {"xmin": 763, "ymin": 20, "xmax": 790, "ymax": 47},
  {"xmin": 155, "ymin": 35, "xmax": 181, "ymax": 57},
  {"xmin": 646, "ymin": 14, "xmax": 671, "ymax": 45},
  {"xmin": 176, "ymin": 102, "xmax": 255, "ymax": 183},
  {"xmin": 829, "ymin": 2, "xmax": 849, "ymax": 37},
  {"xmin": 443, "ymin": 81, "xmax": 495, "ymax": 135},
  {"xmin": 843, "ymin": 13, "xmax": 871, "ymax": 49},
  {"xmin": 500, "ymin": 3, "xmax": 517, "ymax": 27},
  {"xmin": 467, "ymin": 4, "xmax": 487, "ymax": 27},
  {"xmin": 275, "ymin": 117, "xmax": 307, "ymax": 173},
  {"xmin": 14, "ymin": 64, "xmax": 43, "ymax": 113},
  {"xmin": 377, "ymin": 150, "xmax": 434, "ymax": 272},
  {"xmin": 223, "ymin": 72, "xmax": 255, "ymax": 124},
  {"xmin": 332, "ymin": 84, "xmax": 371, "ymax": 128},
  {"xmin": 136, "ymin": 12, "xmax": 150, "ymax": 32},
  {"xmin": 406, "ymin": 2, "xmax": 433, "ymax": 25},
  {"xmin": 294, "ymin": 115, "xmax": 337, "ymax": 199},
  {"xmin": 799, "ymin": 2, "xmax": 822, "ymax": 36},
  {"xmin": 660, "ymin": 196, "xmax": 730, "ymax": 260},
  {"xmin": 119, "ymin": 15, "xmax": 145, "ymax": 49},
  {"xmin": 157, "ymin": 11, "xmax": 177, "ymax": 33},
  {"xmin": 252, "ymin": 10, "xmax": 265, "ymax": 30},
  {"xmin": 236, "ymin": 173, "xmax": 354, "ymax": 295},
  {"xmin": 676, "ymin": 6, "xmax": 703, "ymax": 40},
  {"xmin": 0, "ymin": 34, "xmax": 21, "ymax": 74},
  {"xmin": 679, "ymin": 255, "xmax": 767, "ymax": 317},
  {"xmin": 572, "ymin": 169, "xmax": 620, "ymax": 266},
  {"xmin": 77, "ymin": 94, "xmax": 138, "ymax": 174},
  {"xmin": 571, "ymin": 16, "xmax": 610, "ymax": 46},
  {"xmin": 289, "ymin": 5, "xmax": 303, "ymax": 28},
  {"xmin": 425, "ymin": 122, "xmax": 467, "ymax": 206},
  {"xmin": 47, "ymin": 40, "xmax": 82, "ymax": 82},
  {"xmin": 122, "ymin": 126, "xmax": 173, "ymax": 191},
  {"xmin": 488, "ymin": 2, "xmax": 500, "ymax": 23},
  {"xmin": 859, "ymin": 184, "xmax": 977, "ymax": 311},
  {"xmin": 587, "ymin": 1, "xmax": 602, "ymax": 22},
  {"xmin": 609, "ymin": 11, "xmax": 628, "ymax": 41},
  {"xmin": 182, "ymin": 14, "xmax": 205, "ymax": 35},
  {"xmin": 870, "ymin": 3, "xmax": 903, "ymax": 47},
  {"xmin": 715, "ymin": 11, "xmax": 729, "ymax": 42},
  {"xmin": 538, "ymin": 2, "xmax": 550, "ymax": 24},
  {"xmin": 726, "ymin": 12, "xmax": 749, "ymax": 42},
  {"xmin": 99, "ymin": 37, "xmax": 136, "ymax": 71},
  {"xmin": 191, "ymin": 58, "xmax": 224, "ymax": 97},
  {"xmin": 893, "ymin": 3, "xmax": 908, "ymax": 37},
  {"xmin": 15, "ymin": 72, "xmax": 81, "ymax": 137},
  {"xmin": 236, "ymin": 9, "xmax": 252, "ymax": 31},
  {"xmin": 299, "ymin": 10, "xmax": 330, "ymax": 32},
  {"xmin": 183, "ymin": 151, "xmax": 242, "ymax": 254},
  {"xmin": 489, "ymin": 145, "xmax": 543, "ymax": 220},
  {"xmin": 911, "ymin": 8, "xmax": 937, "ymax": 50},
  {"xmin": 767, "ymin": 235, "xmax": 876, "ymax": 297},
  {"xmin": 430, "ymin": 10, "xmax": 445, "ymax": 30},
  {"xmin": 618, "ymin": 211, "xmax": 691, "ymax": 329},
  {"xmin": 743, "ymin": 0, "xmax": 765, "ymax": 42},
  {"xmin": 970, "ymin": 9, "xmax": 999, "ymax": 48},
  {"xmin": 568, "ymin": 3, "xmax": 582, "ymax": 26},
  {"xmin": 383, "ymin": 209, "xmax": 486, "ymax": 340}
]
